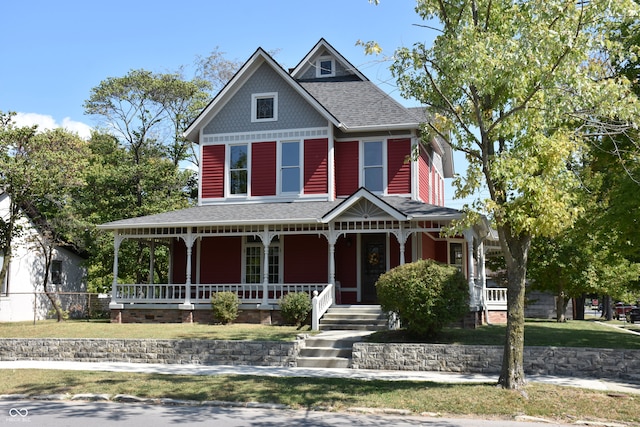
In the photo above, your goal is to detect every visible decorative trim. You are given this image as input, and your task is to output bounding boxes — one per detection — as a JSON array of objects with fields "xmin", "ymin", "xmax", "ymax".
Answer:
[{"xmin": 203, "ymin": 128, "xmax": 329, "ymax": 145}]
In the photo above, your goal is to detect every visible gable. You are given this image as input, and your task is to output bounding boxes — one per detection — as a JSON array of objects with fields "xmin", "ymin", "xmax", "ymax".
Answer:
[
  {"xmin": 294, "ymin": 49, "xmax": 360, "ymax": 81},
  {"xmin": 202, "ymin": 63, "xmax": 328, "ymax": 135}
]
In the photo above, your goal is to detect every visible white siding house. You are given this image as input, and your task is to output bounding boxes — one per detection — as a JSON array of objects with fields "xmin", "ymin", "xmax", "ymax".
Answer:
[{"xmin": 0, "ymin": 193, "xmax": 87, "ymax": 322}]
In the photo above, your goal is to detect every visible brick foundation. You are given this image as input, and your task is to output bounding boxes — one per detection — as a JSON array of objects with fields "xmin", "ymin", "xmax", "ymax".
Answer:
[{"xmin": 112, "ymin": 307, "xmax": 286, "ymax": 325}]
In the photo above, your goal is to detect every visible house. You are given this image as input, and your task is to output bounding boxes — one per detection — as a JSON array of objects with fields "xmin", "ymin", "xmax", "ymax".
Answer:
[
  {"xmin": 0, "ymin": 193, "xmax": 88, "ymax": 322},
  {"xmin": 99, "ymin": 39, "xmax": 505, "ymax": 327}
]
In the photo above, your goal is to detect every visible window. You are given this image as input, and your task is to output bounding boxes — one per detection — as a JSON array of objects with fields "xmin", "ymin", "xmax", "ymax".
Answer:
[
  {"xmin": 363, "ymin": 141, "xmax": 384, "ymax": 192},
  {"xmin": 229, "ymin": 145, "xmax": 248, "ymax": 195},
  {"xmin": 51, "ymin": 260, "xmax": 62, "ymax": 285},
  {"xmin": 244, "ymin": 236, "xmax": 280, "ymax": 284},
  {"xmin": 252, "ymin": 93, "xmax": 278, "ymax": 122},
  {"xmin": 316, "ymin": 56, "xmax": 335, "ymax": 77},
  {"xmin": 281, "ymin": 141, "xmax": 300, "ymax": 193},
  {"xmin": 449, "ymin": 242, "xmax": 464, "ymax": 272}
]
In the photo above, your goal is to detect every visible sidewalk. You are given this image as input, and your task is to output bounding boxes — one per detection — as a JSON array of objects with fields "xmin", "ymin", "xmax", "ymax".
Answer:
[{"xmin": 2, "ymin": 359, "xmax": 639, "ymax": 396}]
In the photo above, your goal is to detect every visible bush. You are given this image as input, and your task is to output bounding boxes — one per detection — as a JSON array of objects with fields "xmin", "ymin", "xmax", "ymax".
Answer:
[
  {"xmin": 376, "ymin": 259, "xmax": 469, "ymax": 338},
  {"xmin": 211, "ymin": 291, "xmax": 240, "ymax": 324},
  {"xmin": 279, "ymin": 292, "xmax": 311, "ymax": 327}
]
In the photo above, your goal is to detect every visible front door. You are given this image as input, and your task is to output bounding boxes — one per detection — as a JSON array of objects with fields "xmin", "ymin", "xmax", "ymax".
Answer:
[{"xmin": 361, "ymin": 234, "xmax": 386, "ymax": 303}]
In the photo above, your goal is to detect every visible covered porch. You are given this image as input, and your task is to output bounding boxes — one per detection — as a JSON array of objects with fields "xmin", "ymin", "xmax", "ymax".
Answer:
[{"xmin": 100, "ymin": 190, "xmax": 502, "ymax": 328}]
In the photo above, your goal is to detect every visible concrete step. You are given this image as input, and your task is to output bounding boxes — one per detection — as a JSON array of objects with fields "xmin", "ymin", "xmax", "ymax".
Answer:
[
  {"xmin": 299, "ymin": 347, "xmax": 352, "ymax": 358},
  {"xmin": 296, "ymin": 357, "xmax": 351, "ymax": 369},
  {"xmin": 319, "ymin": 323, "xmax": 387, "ymax": 331}
]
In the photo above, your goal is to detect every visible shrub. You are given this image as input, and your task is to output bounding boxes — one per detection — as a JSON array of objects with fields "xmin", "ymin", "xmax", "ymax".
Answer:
[
  {"xmin": 376, "ymin": 259, "xmax": 469, "ymax": 338},
  {"xmin": 279, "ymin": 292, "xmax": 311, "ymax": 327},
  {"xmin": 211, "ymin": 291, "xmax": 240, "ymax": 325}
]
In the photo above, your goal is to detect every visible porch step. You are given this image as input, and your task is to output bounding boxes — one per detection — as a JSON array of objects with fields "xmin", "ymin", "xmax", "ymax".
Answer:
[
  {"xmin": 319, "ymin": 305, "xmax": 388, "ymax": 331},
  {"xmin": 296, "ymin": 333, "xmax": 369, "ymax": 369}
]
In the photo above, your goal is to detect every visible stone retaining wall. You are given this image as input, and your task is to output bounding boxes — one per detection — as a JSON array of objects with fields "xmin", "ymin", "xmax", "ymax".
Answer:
[
  {"xmin": 0, "ymin": 338, "xmax": 300, "ymax": 367},
  {"xmin": 352, "ymin": 343, "xmax": 640, "ymax": 381}
]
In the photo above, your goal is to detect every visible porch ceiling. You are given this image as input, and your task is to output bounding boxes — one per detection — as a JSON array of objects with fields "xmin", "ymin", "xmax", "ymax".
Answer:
[{"xmin": 98, "ymin": 194, "xmax": 462, "ymax": 231}]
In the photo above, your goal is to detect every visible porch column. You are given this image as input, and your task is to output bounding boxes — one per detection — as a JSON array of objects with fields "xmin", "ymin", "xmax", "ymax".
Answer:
[
  {"xmin": 478, "ymin": 240, "xmax": 487, "ymax": 304},
  {"xmin": 393, "ymin": 225, "xmax": 410, "ymax": 266},
  {"xmin": 463, "ymin": 229, "xmax": 476, "ymax": 306},
  {"xmin": 109, "ymin": 234, "xmax": 124, "ymax": 309},
  {"xmin": 180, "ymin": 230, "xmax": 197, "ymax": 307},
  {"xmin": 326, "ymin": 226, "xmax": 338, "ymax": 305},
  {"xmin": 259, "ymin": 226, "xmax": 276, "ymax": 308}
]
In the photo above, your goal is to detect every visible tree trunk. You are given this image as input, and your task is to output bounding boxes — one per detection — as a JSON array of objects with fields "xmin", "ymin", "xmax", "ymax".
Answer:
[
  {"xmin": 574, "ymin": 295, "xmax": 585, "ymax": 320},
  {"xmin": 556, "ymin": 289, "xmax": 567, "ymax": 323},
  {"xmin": 498, "ymin": 229, "xmax": 531, "ymax": 390},
  {"xmin": 41, "ymin": 244, "xmax": 64, "ymax": 322}
]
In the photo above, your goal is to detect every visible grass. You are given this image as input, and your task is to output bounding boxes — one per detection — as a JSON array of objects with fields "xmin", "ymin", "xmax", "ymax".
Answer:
[
  {"xmin": 1, "ymin": 318, "xmax": 639, "ymax": 424},
  {"xmin": 368, "ymin": 318, "xmax": 640, "ymax": 349},
  {"xmin": 1, "ymin": 370, "xmax": 639, "ymax": 425},
  {"xmin": 0, "ymin": 319, "xmax": 311, "ymax": 341}
]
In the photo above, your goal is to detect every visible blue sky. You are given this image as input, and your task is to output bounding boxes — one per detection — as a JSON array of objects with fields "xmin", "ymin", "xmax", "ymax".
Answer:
[{"xmin": 0, "ymin": 0, "xmax": 472, "ymax": 208}]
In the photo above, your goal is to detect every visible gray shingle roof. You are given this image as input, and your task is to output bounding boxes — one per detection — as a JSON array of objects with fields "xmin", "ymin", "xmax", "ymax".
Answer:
[
  {"xmin": 99, "ymin": 197, "xmax": 461, "ymax": 230},
  {"xmin": 299, "ymin": 81, "xmax": 419, "ymax": 130}
]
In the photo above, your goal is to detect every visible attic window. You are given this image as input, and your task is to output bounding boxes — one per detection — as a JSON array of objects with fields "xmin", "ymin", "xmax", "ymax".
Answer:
[
  {"xmin": 316, "ymin": 57, "xmax": 335, "ymax": 78},
  {"xmin": 252, "ymin": 93, "xmax": 278, "ymax": 122}
]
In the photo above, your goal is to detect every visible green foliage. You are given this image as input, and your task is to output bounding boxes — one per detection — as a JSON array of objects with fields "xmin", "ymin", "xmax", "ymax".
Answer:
[
  {"xmin": 375, "ymin": 259, "xmax": 468, "ymax": 338},
  {"xmin": 279, "ymin": 292, "xmax": 311, "ymax": 327},
  {"xmin": 210, "ymin": 292, "xmax": 240, "ymax": 325}
]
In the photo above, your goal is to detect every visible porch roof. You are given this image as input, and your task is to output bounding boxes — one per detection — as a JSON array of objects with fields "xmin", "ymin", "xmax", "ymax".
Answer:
[{"xmin": 98, "ymin": 195, "xmax": 462, "ymax": 230}]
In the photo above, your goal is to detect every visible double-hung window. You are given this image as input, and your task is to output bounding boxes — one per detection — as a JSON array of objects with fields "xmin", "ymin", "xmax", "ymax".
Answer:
[
  {"xmin": 244, "ymin": 236, "xmax": 280, "ymax": 284},
  {"xmin": 281, "ymin": 141, "xmax": 300, "ymax": 194},
  {"xmin": 229, "ymin": 144, "xmax": 248, "ymax": 195},
  {"xmin": 363, "ymin": 141, "xmax": 384, "ymax": 193}
]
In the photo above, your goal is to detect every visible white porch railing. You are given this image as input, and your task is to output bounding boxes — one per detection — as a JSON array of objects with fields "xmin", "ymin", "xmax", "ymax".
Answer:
[
  {"xmin": 484, "ymin": 287, "xmax": 508, "ymax": 310},
  {"xmin": 113, "ymin": 283, "xmax": 329, "ymax": 305},
  {"xmin": 311, "ymin": 283, "xmax": 334, "ymax": 331}
]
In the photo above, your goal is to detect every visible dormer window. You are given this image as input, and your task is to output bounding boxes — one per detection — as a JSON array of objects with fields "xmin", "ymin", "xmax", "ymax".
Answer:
[
  {"xmin": 316, "ymin": 56, "xmax": 335, "ymax": 78},
  {"xmin": 252, "ymin": 92, "xmax": 278, "ymax": 122}
]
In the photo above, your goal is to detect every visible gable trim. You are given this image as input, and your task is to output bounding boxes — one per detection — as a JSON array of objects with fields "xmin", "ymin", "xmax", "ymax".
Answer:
[
  {"xmin": 290, "ymin": 38, "xmax": 368, "ymax": 81},
  {"xmin": 184, "ymin": 48, "xmax": 341, "ymax": 143},
  {"xmin": 322, "ymin": 187, "xmax": 407, "ymax": 223}
]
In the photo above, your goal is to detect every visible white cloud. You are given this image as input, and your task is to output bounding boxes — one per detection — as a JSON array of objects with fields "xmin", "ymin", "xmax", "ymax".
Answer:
[{"xmin": 11, "ymin": 112, "xmax": 92, "ymax": 139}]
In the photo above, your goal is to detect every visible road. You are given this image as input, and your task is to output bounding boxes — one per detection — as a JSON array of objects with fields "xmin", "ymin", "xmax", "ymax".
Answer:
[{"xmin": 0, "ymin": 400, "xmax": 574, "ymax": 427}]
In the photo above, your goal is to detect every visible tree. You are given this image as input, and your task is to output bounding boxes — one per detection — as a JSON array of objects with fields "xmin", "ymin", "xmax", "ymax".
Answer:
[
  {"xmin": 369, "ymin": 0, "xmax": 640, "ymax": 389},
  {"xmin": 0, "ymin": 115, "xmax": 89, "ymax": 321}
]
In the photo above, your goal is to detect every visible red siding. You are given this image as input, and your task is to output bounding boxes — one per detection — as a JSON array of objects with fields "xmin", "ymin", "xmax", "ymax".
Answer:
[
  {"xmin": 387, "ymin": 138, "xmax": 411, "ymax": 195},
  {"xmin": 284, "ymin": 235, "xmax": 328, "ymax": 283},
  {"xmin": 418, "ymin": 148, "xmax": 431, "ymax": 204},
  {"xmin": 304, "ymin": 138, "xmax": 328, "ymax": 194},
  {"xmin": 335, "ymin": 141, "xmax": 359, "ymax": 197},
  {"xmin": 171, "ymin": 239, "xmax": 187, "ymax": 284},
  {"xmin": 201, "ymin": 145, "xmax": 225, "ymax": 199},
  {"xmin": 251, "ymin": 141, "xmax": 276, "ymax": 196},
  {"xmin": 199, "ymin": 237, "xmax": 242, "ymax": 283},
  {"xmin": 421, "ymin": 233, "xmax": 437, "ymax": 261}
]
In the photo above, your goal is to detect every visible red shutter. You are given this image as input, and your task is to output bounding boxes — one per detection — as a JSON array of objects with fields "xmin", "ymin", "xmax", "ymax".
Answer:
[
  {"xmin": 251, "ymin": 141, "xmax": 276, "ymax": 196},
  {"xmin": 387, "ymin": 138, "xmax": 411, "ymax": 195},
  {"xmin": 335, "ymin": 141, "xmax": 359, "ymax": 197},
  {"xmin": 304, "ymin": 138, "xmax": 328, "ymax": 194},
  {"xmin": 201, "ymin": 145, "xmax": 225, "ymax": 199}
]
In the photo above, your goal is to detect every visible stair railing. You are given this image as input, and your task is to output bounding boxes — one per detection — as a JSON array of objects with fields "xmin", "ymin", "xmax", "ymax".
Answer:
[{"xmin": 311, "ymin": 283, "xmax": 334, "ymax": 331}]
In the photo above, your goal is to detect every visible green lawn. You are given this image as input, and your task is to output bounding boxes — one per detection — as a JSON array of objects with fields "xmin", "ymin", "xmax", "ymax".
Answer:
[
  {"xmin": 0, "ymin": 318, "xmax": 638, "ymax": 349},
  {"xmin": 1, "ymin": 370, "xmax": 638, "ymax": 425},
  {"xmin": 369, "ymin": 318, "xmax": 640, "ymax": 349},
  {"xmin": 0, "ymin": 319, "xmax": 311, "ymax": 341},
  {"xmin": 1, "ymin": 318, "xmax": 639, "ymax": 425}
]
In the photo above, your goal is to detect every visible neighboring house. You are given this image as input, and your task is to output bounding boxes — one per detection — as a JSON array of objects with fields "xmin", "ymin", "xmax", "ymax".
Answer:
[
  {"xmin": 99, "ymin": 39, "xmax": 504, "ymax": 327},
  {"xmin": 0, "ymin": 193, "xmax": 87, "ymax": 322}
]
